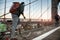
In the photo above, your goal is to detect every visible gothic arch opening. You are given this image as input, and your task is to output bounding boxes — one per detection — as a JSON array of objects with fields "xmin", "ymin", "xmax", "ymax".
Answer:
[{"xmin": 58, "ymin": 3, "xmax": 60, "ymax": 16}]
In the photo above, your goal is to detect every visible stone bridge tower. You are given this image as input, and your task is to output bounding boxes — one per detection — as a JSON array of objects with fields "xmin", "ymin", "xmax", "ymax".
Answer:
[{"xmin": 51, "ymin": 0, "xmax": 60, "ymax": 20}]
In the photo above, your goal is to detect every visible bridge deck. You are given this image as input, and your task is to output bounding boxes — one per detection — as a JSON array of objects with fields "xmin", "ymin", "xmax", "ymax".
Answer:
[{"xmin": 43, "ymin": 29, "xmax": 60, "ymax": 40}]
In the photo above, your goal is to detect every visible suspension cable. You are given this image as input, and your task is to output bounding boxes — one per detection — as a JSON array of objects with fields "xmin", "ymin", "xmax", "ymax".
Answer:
[
  {"xmin": 0, "ymin": 0, "xmax": 38, "ymax": 10},
  {"xmin": 40, "ymin": 0, "xmax": 42, "ymax": 19},
  {"xmin": 31, "ymin": 0, "xmax": 40, "ymax": 18},
  {"xmin": 30, "ymin": 0, "xmax": 50, "ymax": 19},
  {"xmin": 38, "ymin": 6, "xmax": 50, "ymax": 19},
  {"xmin": 47, "ymin": 0, "xmax": 48, "ymax": 20},
  {"xmin": 0, "ymin": 0, "xmax": 38, "ymax": 18},
  {"xmin": 29, "ymin": 0, "xmax": 31, "ymax": 20},
  {"xmin": 4, "ymin": 0, "xmax": 6, "ymax": 22}
]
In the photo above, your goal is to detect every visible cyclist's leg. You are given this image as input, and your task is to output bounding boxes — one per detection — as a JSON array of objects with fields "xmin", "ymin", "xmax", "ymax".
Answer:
[{"xmin": 11, "ymin": 14, "xmax": 19, "ymax": 38}]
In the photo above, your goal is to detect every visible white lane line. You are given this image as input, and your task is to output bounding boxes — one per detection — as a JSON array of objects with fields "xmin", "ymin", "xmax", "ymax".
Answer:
[{"xmin": 32, "ymin": 26, "xmax": 60, "ymax": 40}]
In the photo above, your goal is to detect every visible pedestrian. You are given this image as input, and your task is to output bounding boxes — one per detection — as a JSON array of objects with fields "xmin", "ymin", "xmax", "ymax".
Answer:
[
  {"xmin": 9, "ymin": 2, "xmax": 26, "ymax": 40},
  {"xmin": 55, "ymin": 14, "xmax": 59, "ymax": 27}
]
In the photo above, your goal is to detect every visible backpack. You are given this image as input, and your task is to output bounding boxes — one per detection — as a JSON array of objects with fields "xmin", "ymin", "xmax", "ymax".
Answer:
[{"xmin": 9, "ymin": 2, "xmax": 20, "ymax": 13}]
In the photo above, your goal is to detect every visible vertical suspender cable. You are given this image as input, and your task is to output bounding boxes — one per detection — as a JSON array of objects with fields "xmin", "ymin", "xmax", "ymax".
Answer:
[
  {"xmin": 4, "ymin": 0, "xmax": 6, "ymax": 22},
  {"xmin": 47, "ymin": 0, "xmax": 48, "ymax": 20},
  {"xmin": 41, "ymin": 0, "xmax": 42, "ymax": 20},
  {"xmin": 29, "ymin": 0, "xmax": 31, "ymax": 20}
]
